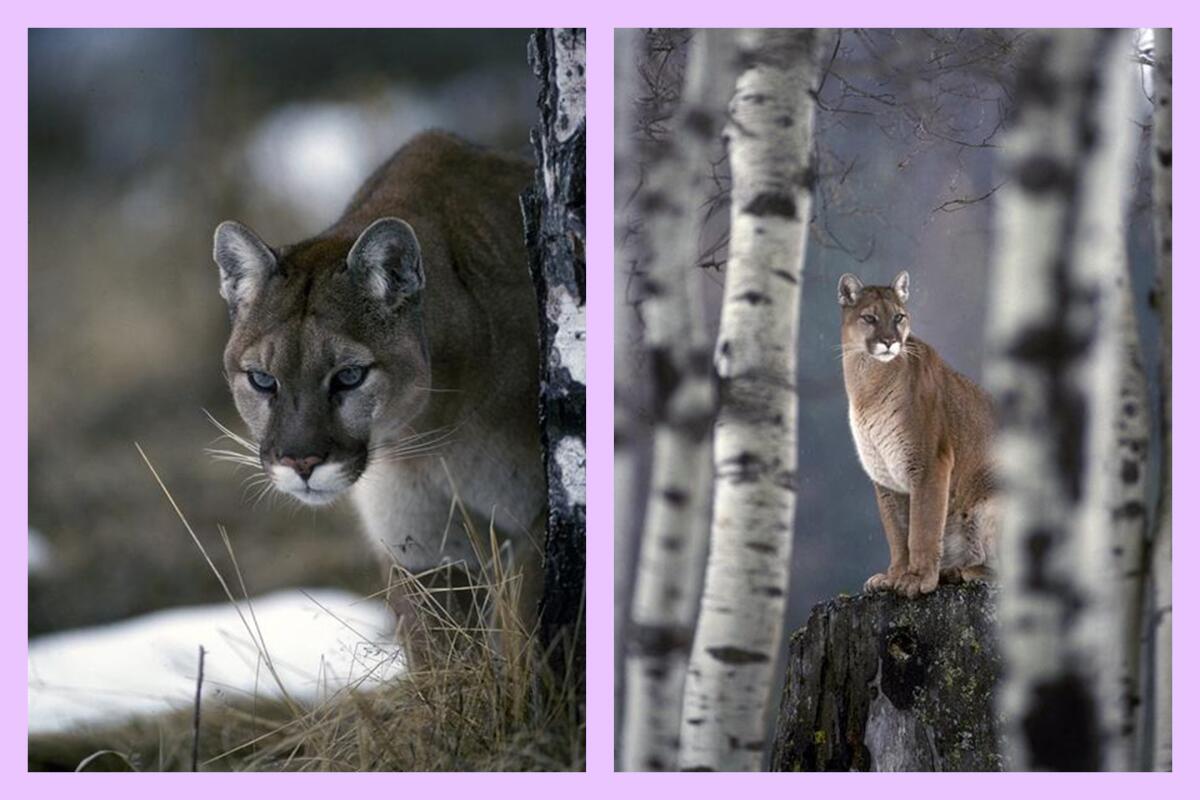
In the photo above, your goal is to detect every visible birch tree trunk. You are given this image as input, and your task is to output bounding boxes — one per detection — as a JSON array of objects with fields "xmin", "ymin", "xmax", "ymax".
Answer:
[
  {"xmin": 1072, "ymin": 32, "xmax": 1144, "ymax": 771},
  {"xmin": 1150, "ymin": 26, "xmax": 1172, "ymax": 773},
  {"xmin": 678, "ymin": 28, "xmax": 826, "ymax": 772},
  {"xmin": 622, "ymin": 29, "xmax": 735, "ymax": 772},
  {"xmin": 614, "ymin": 26, "xmax": 643, "ymax": 746},
  {"xmin": 523, "ymin": 28, "xmax": 586, "ymax": 676},
  {"xmin": 984, "ymin": 29, "xmax": 1130, "ymax": 771}
]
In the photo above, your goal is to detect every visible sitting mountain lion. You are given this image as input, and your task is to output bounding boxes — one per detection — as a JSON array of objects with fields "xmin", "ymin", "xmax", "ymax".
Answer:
[
  {"xmin": 837, "ymin": 271, "xmax": 998, "ymax": 598},
  {"xmin": 211, "ymin": 131, "xmax": 545, "ymax": 658}
]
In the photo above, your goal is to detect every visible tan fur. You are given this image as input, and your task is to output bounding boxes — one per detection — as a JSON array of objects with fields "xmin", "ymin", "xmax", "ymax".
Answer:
[
  {"xmin": 837, "ymin": 272, "xmax": 998, "ymax": 598},
  {"xmin": 213, "ymin": 132, "xmax": 545, "ymax": 658}
]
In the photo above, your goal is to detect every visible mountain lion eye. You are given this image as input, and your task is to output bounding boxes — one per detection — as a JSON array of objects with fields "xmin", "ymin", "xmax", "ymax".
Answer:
[
  {"xmin": 247, "ymin": 371, "xmax": 276, "ymax": 393},
  {"xmin": 332, "ymin": 366, "xmax": 368, "ymax": 391},
  {"xmin": 861, "ymin": 314, "xmax": 877, "ymax": 325},
  {"xmin": 895, "ymin": 313, "xmax": 906, "ymax": 324}
]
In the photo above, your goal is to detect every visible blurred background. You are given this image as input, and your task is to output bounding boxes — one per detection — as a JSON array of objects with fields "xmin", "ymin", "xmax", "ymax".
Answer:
[
  {"xmin": 617, "ymin": 28, "xmax": 1164, "ymax": 710},
  {"xmin": 28, "ymin": 29, "xmax": 537, "ymax": 638}
]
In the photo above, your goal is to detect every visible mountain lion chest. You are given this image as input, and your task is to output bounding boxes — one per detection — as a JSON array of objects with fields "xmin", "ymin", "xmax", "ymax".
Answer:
[{"xmin": 848, "ymin": 402, "xmax": 913, "ymax": 494}]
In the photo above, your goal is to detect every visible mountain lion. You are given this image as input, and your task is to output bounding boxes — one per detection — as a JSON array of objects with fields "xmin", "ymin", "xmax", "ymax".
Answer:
[
  {"xmin": 211, "ymin": 131, "xmax": 545, "ymax": 655},
  {"xmin": 837, "ymin": 271, "xmax": 998, "ymax": 598}
]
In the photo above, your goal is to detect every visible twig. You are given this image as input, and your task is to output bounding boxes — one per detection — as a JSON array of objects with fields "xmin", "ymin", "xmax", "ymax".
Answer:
[
  {"xmin": 192, "ymin": 645, "xmax": 206, "ymax": 772},
  {"xmin": 933, "ymin": 180, "xmax": 1007, "ymax": 213}
]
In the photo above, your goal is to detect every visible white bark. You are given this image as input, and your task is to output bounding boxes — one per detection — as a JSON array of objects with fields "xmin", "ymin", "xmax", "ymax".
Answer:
[
  {"xmin": 1072, "ymin": 32, "xmax": 1144, "ymax": 771},
  {"xmin": 1150, "ymin": 26, "xmax": 1172, "ymax": 774},
  {"xmin": 985, "ymin": 29, "xmax": 1124, "ymax": 771},
  {"xmin": 678, "ymin": 29, "xmax": 825, "ymax": 772},
  {"xmin": 621, "ymin": 29, "xmax": 735, "ymax": 772}
]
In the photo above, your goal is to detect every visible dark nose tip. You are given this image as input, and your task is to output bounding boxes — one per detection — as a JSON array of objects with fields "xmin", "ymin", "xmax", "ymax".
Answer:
[{"xmin": 278, "ymin": 454, "xmax": 324, "ymax": 479}]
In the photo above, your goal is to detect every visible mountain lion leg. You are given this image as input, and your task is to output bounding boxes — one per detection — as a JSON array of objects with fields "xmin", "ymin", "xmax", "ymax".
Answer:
[
  {"xmin": 865, "ymin": 484, "xmax": 909, "ymax": 592},
  {"xmin": 386, "ymin": 562, "xmax": 486, "ymax": 672},
  {"xmin": 896, "ymin": 450, "xmax": 953, "ymax": 598}
]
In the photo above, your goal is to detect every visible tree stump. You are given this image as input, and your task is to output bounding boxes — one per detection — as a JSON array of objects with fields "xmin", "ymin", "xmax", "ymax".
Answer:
[{"xmin": 770, "ymin": 583, "xmax": 1005, "ymax": 771}]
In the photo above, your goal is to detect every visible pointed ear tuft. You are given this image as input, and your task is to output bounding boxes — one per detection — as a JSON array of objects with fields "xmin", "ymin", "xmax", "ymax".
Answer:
[
  {"xmin": 213, "ymin": 221, "xmax": 276, "ymax": 312},
  {"xmin": 347, "ymin": 218, "xmax": 424, "ymax": 308},
  {"xmin": 838, "ymin": 273, "xmax": 864, "ymax": 307},
  {"xmin": 892, "ymin": 270, "xmax": 910, "ymax": 303}
]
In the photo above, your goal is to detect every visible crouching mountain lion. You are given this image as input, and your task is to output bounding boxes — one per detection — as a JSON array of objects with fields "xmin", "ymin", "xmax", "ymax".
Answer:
[
  {"xmin": 211, "ymin": 131, "xmax": 546, "ymax": 659},
  {"xmin": 837, "ymin": 271, "xmax": 999, "ymax": 599}
]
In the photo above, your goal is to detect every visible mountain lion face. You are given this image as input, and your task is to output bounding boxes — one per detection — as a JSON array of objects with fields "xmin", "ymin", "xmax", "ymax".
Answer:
[
  {"xmin": 837, "ymin": 271, "xmax": 912, "ymax": 363},
  {"xmin": 213, "ymin": 218, "xmax": 431, "ymax": 506}
]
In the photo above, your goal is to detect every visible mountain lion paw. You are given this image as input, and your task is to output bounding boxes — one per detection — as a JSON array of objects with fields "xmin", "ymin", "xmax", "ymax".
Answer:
[
  {"xmin": 894, "ymin": 569, "xmax": 938, "ymax": 599},
  {"xmin": 864, "ymin": 572, "xmax": 895, "ymax": 592}
]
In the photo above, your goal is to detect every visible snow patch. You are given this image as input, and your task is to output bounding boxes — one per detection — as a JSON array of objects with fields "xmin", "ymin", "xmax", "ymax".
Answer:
[{"xmin": 28, "ymin": 589, "xmax": 401, "ymax": 736}]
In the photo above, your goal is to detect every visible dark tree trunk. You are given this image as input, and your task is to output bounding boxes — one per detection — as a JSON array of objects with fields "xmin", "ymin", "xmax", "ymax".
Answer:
[
  {"xmin": 522, "ymin": 28, "xmax": 586, "ymax": 679},
  {"xmin": 771, "ymin": 584, "xmax": 1005, "ymax": 772}
]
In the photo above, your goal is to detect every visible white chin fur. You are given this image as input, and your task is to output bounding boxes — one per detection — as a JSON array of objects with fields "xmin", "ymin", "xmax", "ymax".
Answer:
[
  {"xmin": 269, "ymin": 462, "xmax": 354, "ymax": 505},
  {"xmin": 873, "ymin": 352, "xmax": 898, "ymax": 363}
]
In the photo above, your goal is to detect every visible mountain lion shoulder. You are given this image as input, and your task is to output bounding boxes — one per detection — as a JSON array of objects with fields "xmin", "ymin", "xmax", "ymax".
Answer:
[
  {"xmin": 211, "ymin": 130, "xmax": 545, "ymax": 639},
  {"xmin": 837, "ymin": 271, "xmax": 998, "ymax": 598}
]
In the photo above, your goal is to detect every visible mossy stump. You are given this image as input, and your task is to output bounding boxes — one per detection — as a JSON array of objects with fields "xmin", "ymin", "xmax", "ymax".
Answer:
[{"xmin": 770, "ymin": 582, "xmax": 1005, "ymax": 771}]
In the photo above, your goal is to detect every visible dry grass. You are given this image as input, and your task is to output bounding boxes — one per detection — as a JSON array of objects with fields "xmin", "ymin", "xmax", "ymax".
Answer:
[{"xmin": 28, "ymin": 447, "xmax": 583, "ymax": 772}]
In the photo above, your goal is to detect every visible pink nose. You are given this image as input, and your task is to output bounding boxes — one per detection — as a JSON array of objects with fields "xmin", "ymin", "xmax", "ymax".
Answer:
[{"xmin": 278, "ymin": 455, "xmax": 323, "ymax": 479}]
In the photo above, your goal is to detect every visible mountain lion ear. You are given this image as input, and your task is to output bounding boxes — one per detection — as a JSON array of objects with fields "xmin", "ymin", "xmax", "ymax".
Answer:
[
  {"xmin": 838, "ymin": 273, "xmax": 864, "ymax": 307},
  {"xmin": 892, "ymin": 271, "xmax": 910, "ymax": 303},
  {"xmin": 347, "ymin": 218, "xmax": 424, "ymax": 308},
  {"xmin": 213, "ymin": 221, "xmax": 276, "ymax": 312}
]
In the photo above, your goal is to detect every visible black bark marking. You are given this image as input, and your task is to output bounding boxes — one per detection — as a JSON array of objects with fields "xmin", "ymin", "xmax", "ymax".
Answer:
[
  {"xmin": 1023, "ymin": 673, "xmax": 1100, "ymax": 771},
  {"xmin": 718, "ymin": 451, "xmax": 767, "ymax": 483},
  {"xmin": 1157, "ymin": 147, "xmax": 1172, "ymax": 168},
  {"xmin": 734, "ymin": 290, "xmax": 772, "ymax": 306},
  {"xmin": 772, "ymin": 268, "xmax": 798, "ymax": 284},
  {"xmin": 744, "ymin": 192, "xmax": 797, "ymax": 219},
  {"xmin": 800, "ymin": 165, "xmax": 817, "ymax": 192},
  {"xmin": 1004, "ymin": 267, "xmax": 1096, "ymax": 501},
  {"xmin": 707, "ymin": 646, "xmax": 770, "ymax": 665},
  {"xmin": 649, "ymin": 347, "xmax": 682, "ymax": 425},
  {"xmin": 745, "ymin": 541, "xmax": 778, "ymax": 555},
  {"xmin": 627, "ymin": 622, "xmax": 693, "ymax": 658},
  {"xmin": 1014, "ymin": 36, "xmax": 1059, "ymax": 110},
  {"xmin": 684, "ymin": 108, "xmax": 718, "ymax": 138},
  {"xmin": 661, "ymin": 487, "xmax": 690, "ymax": 507},
  {"xmin": 1113, "ymin": 500, "xmax": 1146, "ymax": 520},
  {"xmin": 1015, "ymin": 155, "xmax": 1074, "ymax": 194},
  {"xmin": 1120, "ymin": 459, "xmax": 1140, "ymax": 485}
]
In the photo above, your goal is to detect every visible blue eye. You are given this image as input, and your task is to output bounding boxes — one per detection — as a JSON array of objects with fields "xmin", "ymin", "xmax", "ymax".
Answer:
[
  {"xmin": 332, "ymin": 365, "xmax": 367, "ymax": 391},
  {"xmin": 247, "ymin": 371, "xmax": 276, "ymax": 392}
]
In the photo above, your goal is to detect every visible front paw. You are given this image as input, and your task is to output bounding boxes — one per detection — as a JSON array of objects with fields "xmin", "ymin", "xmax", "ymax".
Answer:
[
  {"xmin": 893, "ymin": 568, "xmax": 938, "ymax": 599},
  {"xmin": 864, "ymin": 572, "xmax": 895, "ymax": 593}
]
